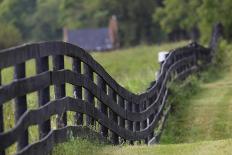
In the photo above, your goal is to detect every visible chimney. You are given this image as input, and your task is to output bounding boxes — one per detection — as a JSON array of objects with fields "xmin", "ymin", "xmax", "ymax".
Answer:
[
  {"xmin": 108, "ymin": 15, "xmax": 119, "ymax": 48},
  {"xmin": 63, "ymin": 28, "xmax": 68, "ymax": 42}
]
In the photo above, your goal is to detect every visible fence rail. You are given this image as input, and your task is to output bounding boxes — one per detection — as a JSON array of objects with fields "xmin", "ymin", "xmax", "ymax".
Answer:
[{"xmin": 0, "ymin": 24, "xmax": 221, "ymax": 155}]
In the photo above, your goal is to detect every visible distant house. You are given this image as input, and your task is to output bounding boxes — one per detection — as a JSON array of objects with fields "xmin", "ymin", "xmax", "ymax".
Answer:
[{"xmin": 63, "ymin": 16, "xmax": 120, "ymax": 52}]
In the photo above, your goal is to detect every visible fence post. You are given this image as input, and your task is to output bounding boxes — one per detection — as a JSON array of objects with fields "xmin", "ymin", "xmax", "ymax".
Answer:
[
  {"xmin": 36, "ymin": 57, "xmax": 51, "ymax": 138},
  {"xmin": 126, "ymin": 101, "xmax": 134, "ymax": 145},
  {"xmin": 108, "ymin": 87, "xmax": 119, "ymax": 144},
  {"xmin": 83, "ymin": 63, "xmax": 95, "ymax": 126},
  {"xmin": 118, "ymin": 96, "xmax": 125, "ymax": 143},
  {"xmin": 72, "ymin": 58, "xmax": 83, "ymax": 125},
  {"xmin": 0, "ymin": 69, "xmax": 5, "ymax": 155},
  {"xmin": 97, "ymin": 75, "xmax": 108, "ymax": 137},
  {"xmin": 53, "ymin": 55, "xmax": 67, "ymax": 128},
  {"xmin": 134, "ymin": 103, "xmax": 140, "ymax": 144},
  {"xmin": 141, "ymin": 99, "xmax": 148, "ymax": 144},
  {"xmin": 14, "ymin": 63, "xmax": 28, "ymax": 151},
  {"xmin": 148, "ymin": 103, "xmax": 155, "ymax": 142},
  {"xmin": 209, "ymin": 23, "xmax": 223, "ymax": 52}
]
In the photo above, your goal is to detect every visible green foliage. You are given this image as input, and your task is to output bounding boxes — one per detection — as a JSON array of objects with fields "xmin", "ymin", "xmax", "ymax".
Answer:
[
  {"xmin": 154, "ymin": 0, "xmax": 232, "ymax": 43},
  {"xmin": 1, "ymin": 0, "xmax": 232, "ymax": 45},
  {"xmin": 0, "ymin": 0, "xmax": 61, "ymax": 41},
  {"xmin": 161, "ymin": 75, "xmax": 201, "ymax": 143},
  {"xmin": 29, "ymin": 0, "xmax": 62, "ymax": 40},
  {"xmin": 197, "ymin": 0, "xmax": 232, "ymax": 42},
  {"xmin": 59, "ymin": 0, "xmax": 106, "ymax": 29},
  {"xmin": 0, "ymin": 22, "xmax": 22, "ymax": 49},
  {"xmin": 154, "ymin": 0, "xmax": 201, "ymax": 34},
  {"xmin": 0, "ymin": 0, "xmax": 36, "ymax": 39}
]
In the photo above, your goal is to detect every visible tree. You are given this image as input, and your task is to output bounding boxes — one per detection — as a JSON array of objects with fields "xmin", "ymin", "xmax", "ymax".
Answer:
[
  {"xmin": 29, "ymin": 0, "xmax": 62, "ymax": 40},
  {"xmin": 197, "ymin": 0, "xmax": 232, "ymax": 42},
  {"xmin": 154, "ymin": 0, "xmax": 202, "ymax": 41},
  {"xmin": 0, "ymin": 0, "xmax": 37, "ymax": 39},
  {"xmin": 60, "ymin": 0, "xmax": 107, "ymax": 29},
  {"xmin": 0, "ymin": 22, "xmax": 22, "ymax": 49}
]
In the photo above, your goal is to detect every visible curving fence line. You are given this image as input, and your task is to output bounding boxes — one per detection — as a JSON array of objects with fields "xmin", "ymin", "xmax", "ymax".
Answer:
[{"xmin": 0, "ymin": 24, "xmax": 221, "ymax": 155}]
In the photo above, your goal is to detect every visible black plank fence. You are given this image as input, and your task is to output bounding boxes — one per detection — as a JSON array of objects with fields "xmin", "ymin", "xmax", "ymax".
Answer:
[{"xmin": 0, "ymin": 24, "xmax": 222, "ymax": 155}]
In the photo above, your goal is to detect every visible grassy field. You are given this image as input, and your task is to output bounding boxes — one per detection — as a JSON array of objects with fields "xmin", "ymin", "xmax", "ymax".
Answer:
[
  {"xmin": 161, "ymin": 41, "xmax": 232, "ymax": 144},
  {"xmin": 53, "ymin": 40, "xmax": 232, "ymax": 155},
  {"xmin": 54, "ymin": 138, "xmax": 232, "ymax": 155},
  {"xmin": 3, "ymin": 40, "xmax": 232, "ymax": 155},
  {"xmin": 2, "ymin": 41, "xmax": 186, "ymax": 154},
  {"xmin": 92, "ymin": 42, "xmax": 187, "ymax": 93}
]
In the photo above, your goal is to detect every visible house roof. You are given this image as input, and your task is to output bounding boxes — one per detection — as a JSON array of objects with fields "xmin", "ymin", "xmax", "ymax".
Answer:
[{"xmin": 66, "ymin": 28, "xmax": 113, "ymax": 51}]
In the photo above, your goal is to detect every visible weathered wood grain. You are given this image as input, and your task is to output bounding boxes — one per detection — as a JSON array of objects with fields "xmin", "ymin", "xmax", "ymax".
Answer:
[
  {"xmin": 72, "ymin": 57, "xmax": 83, "ymax": 125},
  {"xmin": 36, "ymin": 57, "xmax": 51, "ymax": 138},
  {"xmin": 53, "ymin": 55, "xmax": 67, "ymax": 128},
  {"xmin": 0, "ymin": 71, "xmax": 51, "ymax": 105}
]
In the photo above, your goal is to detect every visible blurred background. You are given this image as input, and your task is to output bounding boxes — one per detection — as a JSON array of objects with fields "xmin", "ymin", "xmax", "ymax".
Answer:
[{"xmin": 0, "ymin": 0, "xmax": 231, "ymax": 50}]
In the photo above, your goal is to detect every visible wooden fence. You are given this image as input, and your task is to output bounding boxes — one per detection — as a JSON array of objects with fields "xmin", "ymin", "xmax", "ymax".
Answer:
[{"xmin": 0, "ymin": 24, "xmax": 221, "ymax": 155}]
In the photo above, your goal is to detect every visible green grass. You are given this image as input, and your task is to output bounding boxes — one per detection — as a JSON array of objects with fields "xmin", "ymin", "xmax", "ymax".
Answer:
[
  {"xmin": 52, "ymin": 40, "xmax": 232, "ymax": 155},
  {"xmin": 1, "ymin": 41, "xmax": 186, "ymax": 154},
  {"xmin": 100, "ymin": 139, "xmax": 232, "ymax": 155},
  {"xmin": 161, "ymin": 40, "xmax": 232, "ymax": 144},
  {"xmin": 92, "ymin": 42, "xmax": 187, "ymax": 93},
  {"xmin": 3, "ymin": 40, "xmax": 232, "ymax": 155},
  {"xmin": 53, "ymin": 137, "xmax": 232, "ymax": 155}
]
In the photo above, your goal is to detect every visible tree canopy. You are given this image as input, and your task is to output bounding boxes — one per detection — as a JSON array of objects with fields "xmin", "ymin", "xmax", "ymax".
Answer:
[{"xmin": 0, "ymin": 0, "xmax": 232, "ymax": 48}]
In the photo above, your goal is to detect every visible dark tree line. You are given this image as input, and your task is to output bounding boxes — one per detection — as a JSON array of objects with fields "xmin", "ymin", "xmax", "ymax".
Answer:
[{"xmin": 0, "ymin": 0, "xmax": 232, "ymax": 49}]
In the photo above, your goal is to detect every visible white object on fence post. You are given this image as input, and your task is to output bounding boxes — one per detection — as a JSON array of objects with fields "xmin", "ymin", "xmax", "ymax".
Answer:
[
  {"xmin": 158, "ymin": 51, "xmax": 169, "ymax": 63},
  {"xmin": 156, "ymin": 51, "xmax": 169, "ymax": 79}
]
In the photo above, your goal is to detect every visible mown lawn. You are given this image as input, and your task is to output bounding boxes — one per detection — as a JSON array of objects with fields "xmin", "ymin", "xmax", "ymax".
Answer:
[
  {"xmin": 161, "ymin": 41, "xmax": 232, "ymax": 144},
  {"xmin": 53, "ymin": 137, "xmax": 232, "ymax": 155}
]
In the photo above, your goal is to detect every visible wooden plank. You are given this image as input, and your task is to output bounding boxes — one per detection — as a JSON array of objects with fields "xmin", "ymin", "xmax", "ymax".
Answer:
[
  {"xmin": 97, "ymin": 75, "xmax": 108, "ymax": 137},
  {"xmin": 118, "ymin": 95, "xmax": 125, "ymax": 143},
  {"xmin": 135, "ymin": 104, "xmax": 140, "ymax": 132},
  {"xmin": 36, "ymin": 57, "xmax": 51, "ymax": 138},
  {"xmin": 0, "ymin": 42, "xmax": 136, "ymax": 103},
  {"xmin": 1, "ymin": 88, "xmax": 174, "ymax": 152},
  {"xmin": 72, "ymin": 58, "xmax": 83, "ymax": 125},
  {"xmin": 53, "ymin": 55, "xmax": 67, "ymax": 128},
  {"xmin": 126, "ymin": 101, "xmax": 134, "ymax": 144},
  {"xmin": 14, "ymin": 63, "xmax": 28, "ymax": 152},
  {"xmin": 0, "ymin": 71, "xmax": 51, "ymax": 105},
  {"xmin": 0, "ymin": 97, "xmax": 153, "ymax": 150},
  {"xmin": 142, "ymin": 100, "xmax": 148, "ymax": 144},
  {"xmin": 53, "ymin": 70, "xmax": 162, "ymax": 122},
  {"xmin": 108, "ymin": 87, "xmax": 119, "ymax": 144},
  {"xmin": 0, "ymin": 42, "xmax": 210, "ymax": 104},
  {"xmin": 66, "ymin": 46, "xmax": 138, "ymax": 102}
]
